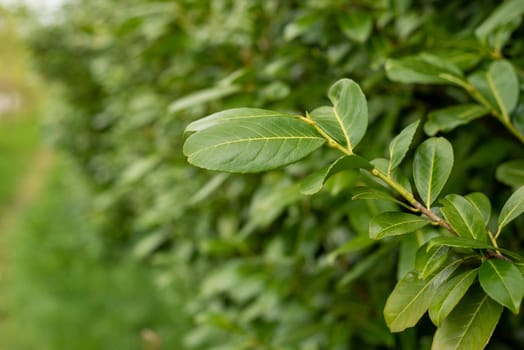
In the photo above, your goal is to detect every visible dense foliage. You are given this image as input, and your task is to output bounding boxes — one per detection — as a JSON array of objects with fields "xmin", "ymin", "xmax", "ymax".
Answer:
[{"xmin": 27, "ymin": 0, "xmax": 524, "ymax": 349}]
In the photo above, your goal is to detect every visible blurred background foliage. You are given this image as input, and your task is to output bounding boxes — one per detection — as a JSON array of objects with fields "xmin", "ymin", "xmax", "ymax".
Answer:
[{"xmin": 0, "ymin": 0, "xmax": 523, "ymax": 349}]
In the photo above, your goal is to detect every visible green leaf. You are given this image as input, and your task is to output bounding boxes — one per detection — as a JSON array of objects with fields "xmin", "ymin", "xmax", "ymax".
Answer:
[
  {"xmin": 310, "ymin": 78, "xmax": 368, "ymax": 152},
  {"xmin": 337, "ymin": 11, "xmax": 373, "ymax": 43},
  {"xmin": 496, "ymin": 160, "xmax": 524, "ymax": 188},
  {"xmin": 498, "ymin": 185, "xmax": 524, "ymax": 230},
  {"xmin": 465, "ymin": 192, "xmax": 491, "ymax": 226},
  {"xmin": 475, "ymin": 0, "xmax": 524, "ymax": 40},
  {"xmin": 424, "ymin": 104, "xmax": 488, "ymax": 136},
  {"xmin": 432, "ymin": 286, "xmax": 503, "ymax": 350},
  {"xmin": 369, "ymin": 212, "xmax": 429, "ymax": 240},
  {"xmin": 388, "ymin": 120, "xmax": 420, "ymax": 173},
  {"xmin": 352, "ymin": 187, "xmax": 407, "ymax": 207},
  {"xmin": 185, "ymin": 108, "xmax": 292, "ymax": 133},
  {"xmin": 415, "ymin": 245, "xmax": 451, "ymax": 279},
  {"xmin": 429, "ymin": 269, "xmax": 478, "ymax": 326},
  {"xmin": 486, "ymin": 60, "xmax": 519, "ymax": 120},
  {"xmin": 385, "ymin": 53, "xmax": 464, "ymax": 85},
  {"xmin": 413, "ymin": 137, "xmax": 454, "ymax": 207},
  {"xmin": 169, "ymin": 85, "xmax": 241, "ymax": 113},
  {"xmin": 479, "ymin": 259, "xmax": 524, "ymax": 314},
  {"xmin": 183, "ymin": 112, "xmax": 325, "ymax": 173},
  {"xmin": 384, "ymin": 261, "xmax": 459, "ymax": 332},
  {"xmin": 440, "ymin": 194, "xmax": 488, "ymax": 242},
  {"xmin": 301, "ymin": 155, "xmax": 372, "ymax": 195},
  {"xmin": 427, "ymin": 236, "xmax": 492, "ymax": 251}
]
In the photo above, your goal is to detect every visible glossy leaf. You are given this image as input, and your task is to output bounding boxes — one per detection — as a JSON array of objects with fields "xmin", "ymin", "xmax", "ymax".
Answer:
[
  {"xmin": 429, "ymin": 269, "xmax": 478, "ymax": 326},
  {"xmin": 310, "ymin": 78, "xmax": 368, "ymax": 152},
  {"xmin": 432, "ymin": 286, "xmax": 503, "ymax": 350},
  {"xmin": 427, "ymin": 236, "xmax": 492, "ymax": 251},
  {"xmin": 498, "ymin": 185, "xmax": 524, "ymax": 230},
  {"xmin": 301, "ymin": 155, "xmax": 372, "ymax": 195},
  {"xmin": 415, "ymin": 245, "xmax": 451, "ymax": 279},
  {"xmin": 369, "ymin": 212, "xmax": 429, "ymax": 240},
  {"xmin": 388, "ymin": 120, "xmax": 420, "ymax": 173},
  {"xmin": 385, "ymin": 53, "xmax": 464, "ymax": 85},
  {"xmin": 486, "ymin": 60, "xmax": 519, "ymax": 119},
  {"xmin": 384, "ymin": 262, "xmax": 459, "ymax": 332},
  {"xmin": 465, "ymin": 192, "xmax": 491, "ymax": 226},
  {"xmin": 496, "ymin": 160, "xmax": 524, "ymax": 188},
  {"xmin": 440, "ymin": 194, "xmax": 488, "ymax": 242},
  {"xmin": 479, "ymin": 259, "xmax": 524, "ymax": 314},
  {"xmin": 424, "ymin": 104, "xmax": 488, "ymax": 136},
  {"xmin": 183, "ymin": 114, "xmax": 325, "ymax": 173},
  {"xmin": 475, "ymin": 0, "xmax": 524, "ymax": 40},
  {"xmin": 413, "ymin": 137, "xmax": 454, "ymax": 207},
  {"xmin": 337, "ymin": 11, "xmax": 373, "ymax": 43}
]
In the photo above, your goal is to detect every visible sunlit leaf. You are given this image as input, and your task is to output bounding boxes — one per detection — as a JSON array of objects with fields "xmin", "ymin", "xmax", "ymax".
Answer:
[{"xmin": 369, "ymin": 212, "xmax": 429, "ymax": 240}]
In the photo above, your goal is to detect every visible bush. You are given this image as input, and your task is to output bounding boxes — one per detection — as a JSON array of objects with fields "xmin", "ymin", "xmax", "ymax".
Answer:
[{"xmin": 27, "ymin": 0, "xmax": 524, "ymax": 349}]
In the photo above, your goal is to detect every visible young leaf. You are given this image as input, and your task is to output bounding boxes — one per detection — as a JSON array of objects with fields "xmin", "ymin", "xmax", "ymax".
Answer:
[
  {"xmin": 413, "ymin": 137, "xmax": 454, "ymax": 208},
  {"xmin": 415, "ymin": 245, "xmax": 451, "ymax": 279},
  {"xmin": 384, "ymin": 261, "xmax": 459, "ymax": 332},
  {"xmin": 440, "ymin": 194, "xmax": 488, "ymax": 242},
  {"xmin": 424, "ymin": 104, "xmax": 488, "ymax": 136},
  {"xmin": 479, "ymin": 259, "xmax": 524, "ymax": 314},
  {"xmin": 301, "ymin": 155, "xmax": 372, "ymax": 195},
  {"xmin": 369, "ymin": 212, "xmax": 429, "ymax": 240},
  {"xmin": 486, "ymin": 60, "xmax": 519, "ymax": 120},
  {"xmin": 385, "ymin": 53, "xmax": 464, "ymax": 85},
  {"xmin": 429, "ymin": 269, "xmax": 478, "ymax": 326},
  {"xmin": 432, "ymin": 286, "xmax": 503, "ymax": 350},
  {"xmin": 310, "ymin": 79, "xmax": 368, "ymax": 152},
  {"xmin": 475, "ymin": 0, "xmax": 524, "ymax": 40},
  {"xmin": 496, "ymin": 160, "xmax": 524, "ymax": 188},
  {"xmin": 465, "ymin": 192, "xmax": 491, "ymax": 226},
  {"xmin": 388, "ymin": 120, "xmax": 420, "ymax": 173},
  {"xmin": 183, "ymin": 115, "xmax": 325, "ymax": 173},
  {"xmin": 498, "ymin": 185, "xmax": 524, "ymax": 230}
]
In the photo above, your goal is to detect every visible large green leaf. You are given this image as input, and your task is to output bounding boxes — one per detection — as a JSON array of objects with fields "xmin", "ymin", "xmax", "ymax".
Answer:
[
  {"xmin": 301, "ymin": 155, "xmax": 372, "ymax": 195},
  {"xmin": 384, "ymin": 261, "xmax": 459, "ymax": 332},
  {"xmin": 475, "ymin": 0, "xmax": 524, "ymax": 40},
  {"xmin": 427, "ymin": 236, "xmax": 492, "ymax": 251},
  {"xmin": 385, "ymin": 53, "xmax": 464, "ymax": 85},
  {"xmin": 432, "ymin": 286, "xmax": 503, "ymax": 350},
  {"xmin": 424, "ymin": 104, "xmax": 488, "ymax": 136},
  {"xmin": 465, "ymin": 192, "xmax": 491, "ymax": 226},
  {"xmin": 415, "ymin": 245, "xmax": 451, "ymax": 279},
  {"xmin": 498, "ymin": 185, "xmax": 524, "ymax": 230},
  {"xmin": 310, "ymin": 78, "xmax": 368, "ymax": 152},
  {"xmin": 413, "ymin": 137, "xmax": 454, "ymax": 207},
  {"xmin": 479, "ymin": 259, "xmax": 524, "ymax": 314},
  {"xmin": 486, "ymin": 60, "xmax": 519, "ymax": 120},
  {"xmin": 440, "ymin": 194, "xmax": 488, "ymax": 242},
  {"xmin": 183, "ymin": 113, "xmax": 325, "ymax": 173},
  {"xmin": 388, "ymin": 120, "xmax": 420, "ymax": 173},
  {"xmin": 369, "ymin": 212, "xmax": 429, "ymax": 240},
  {"xmin": 496, "ymin": 160, "xmax": 524, "ymax": 188},
  {"xmin": 429, "ymin": 269, "xmax": 478, "ymax": 326}
]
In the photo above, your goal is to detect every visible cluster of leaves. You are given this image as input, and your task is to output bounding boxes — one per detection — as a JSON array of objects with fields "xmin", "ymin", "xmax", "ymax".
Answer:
[{"xmin": 26, "ymin": 0, "xmax": 524, "ymax": 349}]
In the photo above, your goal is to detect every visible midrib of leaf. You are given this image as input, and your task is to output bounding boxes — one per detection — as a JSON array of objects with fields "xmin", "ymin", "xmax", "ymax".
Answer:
[
  {"xmin": 451, "ymin": 202, "xmax": 476, "ymax": 239},
  {"xmin": 188, "ymin": 136, "xmax": 324, "ymax": 156},
  {"xmin": 487, "ymin": 260, "xmax": 514, "ymax": 306},
  {"xmin": 454, "ymin": 294, "xmax": 490, "ymax": 350},
  {"xmin": 333, "ymin": 106, "xmax": 352, "ymax": 153},
  {"xmin": 486, "ymin": 71, "xmax": 508, "ymax": 121}
]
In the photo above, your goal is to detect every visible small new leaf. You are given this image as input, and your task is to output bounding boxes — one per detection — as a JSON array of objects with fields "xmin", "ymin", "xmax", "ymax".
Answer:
[
  {"xmin": 388, "ymin": 120, "xmax": 420, "ymax": 173},
  {"xmin": 498, "ymin": 185, "xmax": 524, "ymax": 230},
  {"xmin": 479, "ymin": 259, "xmax": 524, "ymax": 314}
]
